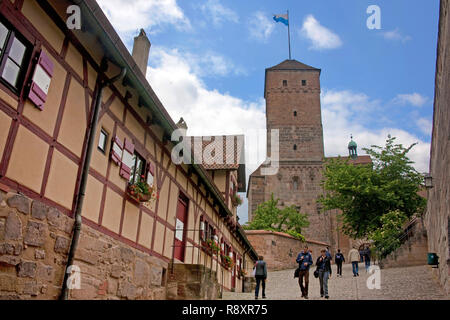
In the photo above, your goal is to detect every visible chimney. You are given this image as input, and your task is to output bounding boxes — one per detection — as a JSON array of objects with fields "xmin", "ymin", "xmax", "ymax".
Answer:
[{"xmin": 132, "ymin": 29, "xmax": 151, "ymax": 75}]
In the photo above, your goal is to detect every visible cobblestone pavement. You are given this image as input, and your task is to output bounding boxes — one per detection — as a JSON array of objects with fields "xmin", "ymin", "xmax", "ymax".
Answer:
[{"xmin": 223, "ymin": 264, "xmax": 449, "ymax": 300}]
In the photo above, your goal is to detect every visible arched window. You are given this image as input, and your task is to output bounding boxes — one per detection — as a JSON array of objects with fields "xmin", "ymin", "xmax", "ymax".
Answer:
[
  {"xmin": 293, "ymin": 111, "xmax": 297, "ymax": 117},
  {"xmin": 293, "ymin": 145, "xmax": 297, "ymax": 151},
  {"xmin": 292, "ymin": 176, "xmax": 299, "ymax": 190}
]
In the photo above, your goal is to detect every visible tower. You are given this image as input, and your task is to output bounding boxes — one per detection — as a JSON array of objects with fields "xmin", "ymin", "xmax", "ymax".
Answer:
[{"xmin": 248, "ymin": 59, "xmax": 331, "ymax": 244}]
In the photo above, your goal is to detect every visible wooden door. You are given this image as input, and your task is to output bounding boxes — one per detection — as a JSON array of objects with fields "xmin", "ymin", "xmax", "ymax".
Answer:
[{"xmin": 174, "ymin": 196, "xmax": 188, "ymax": 262}]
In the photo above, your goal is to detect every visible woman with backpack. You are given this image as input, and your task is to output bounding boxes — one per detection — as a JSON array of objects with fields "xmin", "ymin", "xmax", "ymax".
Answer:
[
  {"xmin": 315, "ymin": 249, "xmax": 332, "ymax": 299},
  {"xmin": 253, "ymin": 256, "xmax": 267, "ymax": 299}
]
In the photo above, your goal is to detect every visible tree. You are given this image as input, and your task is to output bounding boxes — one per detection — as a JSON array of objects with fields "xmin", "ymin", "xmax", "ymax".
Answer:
[
  {"xmin": 244, "ymin": 194, "xmax": 309, "ymax": 241},
  {"xmin": 318, "ymin": 136, "xmax": 427, "ymax": 239}
]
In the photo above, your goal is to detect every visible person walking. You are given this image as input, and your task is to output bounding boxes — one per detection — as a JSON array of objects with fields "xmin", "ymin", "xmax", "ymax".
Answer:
[
  {"xmin": 348, "ymin": 246, "xmax": 360, "ymax": 277},
  {"xmin": 253, "ymin": 256, "xmax": 267, "ymax": 299},
  {"xmin": 296, "ymin": 245, "xmax": 313, "ymax": 299},
  {"xmin": 316, "ymin": 249, "xmax": 332, "ymax": 299},
  {"xmin": 364, "ymin": 245, "xmax": 371, "ymax": 272},
  {"xmin": 334, "ymin": 249, "xmax": 345, "ymax": 277}
]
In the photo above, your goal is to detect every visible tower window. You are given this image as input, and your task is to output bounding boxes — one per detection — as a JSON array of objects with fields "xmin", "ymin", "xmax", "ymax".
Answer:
[
  {"xmin": 293, "ymin": 177, "xmax": 299, "ymax": 190},
  {"xmin": 293, "ymin": 111, "xmax": 297, "ymax": 117},
  {"xmin": 293, "ymin": 145, "xmax": 297, "ymax": 151},
  {"xmin": 282, "ymin": 80, "xmax": 287, "ymax": 87},
  {"xmin": 302, "ymin": 80, "xmax": 307, "ymax": 86}
]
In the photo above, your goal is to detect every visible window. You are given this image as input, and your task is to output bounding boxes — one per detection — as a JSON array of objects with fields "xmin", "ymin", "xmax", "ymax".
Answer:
[
  {"xmin": 0, "ymin": 19, "xmax": 31, "ymax": 92},
  {"xmin": 293, "ymin": 111, "xmax": 297, "ymax": 117},
  {"xmin": 293, "ymin": 144, "xmax": 297, "ymax": 151},
  {"xmin": 302, "ymin": 80, "xmax": 307, "ymax": 86},
  {"xmin": 282, "ymin": 80, "xmax": 287, "ymax": 87},
  {"xmin": 129, "ymin": 151, "xmax": 146, "ymax": 184},
  {"xmin": 293, "ymin": 177, "xmax": 299, "ymax": 190},
  {"xmin": 98, "ymin": 128, "xmax": 108, "ymax": 154}
]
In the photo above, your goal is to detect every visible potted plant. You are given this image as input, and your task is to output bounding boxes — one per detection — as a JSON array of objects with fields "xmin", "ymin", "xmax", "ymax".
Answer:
[
  {"xmin": 239, "ymin": 269, "xmax": 247, "ymax": 277},
  {"xmin": 231, "ymin": 193, "xmax": 243, "ymax": 206},
  {"xmin": 205, "ymin": 239, "xmax": 220, "ymax": 255},
  {"xmin": 221, "ymin": 254, "xmax": 234, "ymax": 269},
  {"xmin": 127, "ymin": 176, "xmax": 157, "ymax": 203}
]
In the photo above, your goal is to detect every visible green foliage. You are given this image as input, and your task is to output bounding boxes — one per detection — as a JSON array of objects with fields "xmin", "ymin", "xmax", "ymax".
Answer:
[
  {"xmin": 368, "ymin": 210, "xmax": 408, "ymax": 259},
  {"xmin": 244, "ymin": 194, "xmax": 309, "ymax": 241},
  {"xmin": 318, "ymin": 136, "xmax": 426, "ymax": 239}
]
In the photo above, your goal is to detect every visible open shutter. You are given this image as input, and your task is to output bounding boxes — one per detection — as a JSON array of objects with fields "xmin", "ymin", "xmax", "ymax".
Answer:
[
  {"xmin": 110, "ymin": 136, "xmax": 123, "ymax": 165},
  {"xmin": 147, "ymin": 162, "xmax": 155, "ymax": 185},
  {"xmin": 220, "ymin": 238, "xmax": 224, "ymax": 254},
  {"xmin": 200, "ymin": 216, "xmax": 205, "ymax": 241},
  {"xmin": 28, "ymin": 50, "xmax": 54, "ymax": 110},
  {"xmin": 120, "ymin": 138, "xmax": 135, "ymax": 180}
]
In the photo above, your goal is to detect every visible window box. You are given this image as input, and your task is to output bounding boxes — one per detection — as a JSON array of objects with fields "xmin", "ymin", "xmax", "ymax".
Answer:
[
  {"xmin": 126, "ymin": 177, "xmax": 157, "ymax": 204},
  {"xmin": 220, "ymin": 254, "xmax": 234, "ymax": 270},
  {"xmin": 231, "ymin": 193, "xmax": 243, "ymax": 207}
]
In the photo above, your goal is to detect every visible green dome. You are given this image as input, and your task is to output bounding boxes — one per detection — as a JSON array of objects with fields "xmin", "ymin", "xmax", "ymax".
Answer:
[{"xmin": 348, "ymin": 140, "xmax": 357, "ymax": 148}]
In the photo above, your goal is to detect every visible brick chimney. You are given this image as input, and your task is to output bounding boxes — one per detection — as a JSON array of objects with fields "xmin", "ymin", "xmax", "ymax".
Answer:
[{"xmin": 132, "ymin": 29, "xmax": 151, "ymax": 75}]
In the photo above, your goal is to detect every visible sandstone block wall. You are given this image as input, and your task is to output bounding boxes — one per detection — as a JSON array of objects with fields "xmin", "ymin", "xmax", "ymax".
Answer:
[
  {"xmin": 245, "ymin": 230, "xmax": 330, "ymax": 271},
  {"xmin": 0, "ymin": 190, "xmax": 167, "ymax": 300},
  {"xmin": 425, "ymin": 0, "xmax": 450, "ymax": 295}
]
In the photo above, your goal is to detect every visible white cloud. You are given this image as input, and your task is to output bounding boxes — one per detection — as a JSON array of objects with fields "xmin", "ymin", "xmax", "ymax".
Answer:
[
  {"xmin": 248, "ymin": 11, "xmax": 275, "ymax": 42},
  {"xmin": 300, "ymin": 15, "xmax": 342, "ymax": 50},
  {"xmin": 382, "ymin": 28, "xmax": 412, "ymax": 43},
  {"xmin": 146, "ymin": 47, "xmax": 266, "ymax": 167},
  {"xmin": 416, "ymin": 118, "xmax": 433, "ymax": 136},
  {"xmin": 96, "ymin": 0, "xmax": 191, "ymax": 34},
  {"xmin": 392, "ymin": 93, "xmax": 429, "ymax": 107},
  {"xmin": 199, "ymin": 0, "xmax": 238, "ymax": 26},
  {"xmin": 181, "ymin": 51, "xmax": 247, "ymax": 78},
  {"xmin": 322, "ymin": 90, "xmax": 431, "ymax": 173}
]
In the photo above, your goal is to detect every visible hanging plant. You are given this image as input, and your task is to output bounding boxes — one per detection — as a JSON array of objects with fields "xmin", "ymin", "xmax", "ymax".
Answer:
[
  {"xmin": 232, "ymin": 194, "xmax": 243, "ymax": 206},
  {"xmin": 205, "ymin": 239, "xmax": 220, "ymax": 255},
  {"xmin": 221, "ymin": 254, "xmax": 234, "ymax": 269},
  {"xmin": 127, "ymin": 176, "xmax": 157, "ymax": 203}
]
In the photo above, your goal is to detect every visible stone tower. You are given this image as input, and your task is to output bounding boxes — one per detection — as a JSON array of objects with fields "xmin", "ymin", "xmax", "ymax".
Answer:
[{"xmin": 248, "ymin": 59, "xmax": 332, "ymax": 244}]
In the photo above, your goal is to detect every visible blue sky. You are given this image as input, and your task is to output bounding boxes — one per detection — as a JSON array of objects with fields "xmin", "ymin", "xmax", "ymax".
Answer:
[{"xmin": 97, "ymin": 0, "xmax": 440, "ymax": 223}]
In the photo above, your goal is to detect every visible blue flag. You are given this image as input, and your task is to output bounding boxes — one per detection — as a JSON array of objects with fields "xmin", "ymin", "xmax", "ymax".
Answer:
[{"xmin": 273, "ymin": 14, "xmax": 289, "ymax": 26}]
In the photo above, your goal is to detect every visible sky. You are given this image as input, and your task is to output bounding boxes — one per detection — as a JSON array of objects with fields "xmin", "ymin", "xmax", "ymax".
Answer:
[{"xmin": 96, "ymin": 0, "xmax": 440, "ymax": 224}]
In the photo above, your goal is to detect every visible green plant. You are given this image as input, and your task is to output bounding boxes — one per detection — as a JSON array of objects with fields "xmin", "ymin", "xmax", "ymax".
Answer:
[
  {"xmin": 232, "ymin": 194, "xmax": 243, "ymax": 206},
  {"xmin": 368, "ymin": 210, "xmax": 408, "ymax": 259},
  {"xmin": 205, "ymin": 239, "xmax": 220, "ymax": 255},
  {"xmin": 128, "ymin": 176, "xmax": 157, "ymax": 203},
  {"xmin": 244, "ymin": 194, "xmax": 309, "ymax": 240},
  {"xmin": 221, "ymin": 254, "xmax": 234, "ymax": 269},
  {"xmin": 319, "ymin": 136, "xmax": 426, "ymax": 239}
]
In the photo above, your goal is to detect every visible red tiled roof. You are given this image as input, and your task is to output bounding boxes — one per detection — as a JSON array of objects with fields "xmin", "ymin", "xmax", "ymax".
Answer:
[
  {"xmin": 267, "ymin": 59, "xmax": 320, "ymax": 71},
  {"xmin": 189, "ymin": 135, "xmax": 245, "ymax": 170},
  {"xmin": 325, "ymin": 155, "xmax": 373, "ymax": 165}
]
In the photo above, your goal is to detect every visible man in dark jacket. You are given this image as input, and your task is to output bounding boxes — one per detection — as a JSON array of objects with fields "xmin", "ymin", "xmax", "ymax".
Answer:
[
  {"xmin": 335, "ymin": 249, "xmax": 345, "ymax": 277},
  {"xmin": 316, "ymin": 249, "xmax": 332, "ymax": 299},
  {"xmin": 296, "ymin": 245, "xmax": 313, "ymax": 299},
  {"xmin": 254, "ymin": 256, "xmax": 267, "ymax": 299}
]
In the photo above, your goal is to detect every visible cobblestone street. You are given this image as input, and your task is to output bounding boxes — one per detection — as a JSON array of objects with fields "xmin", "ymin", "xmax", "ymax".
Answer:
[{"xmin": 223, "ymin": 264, "xmax": 449, "ymax": 300}]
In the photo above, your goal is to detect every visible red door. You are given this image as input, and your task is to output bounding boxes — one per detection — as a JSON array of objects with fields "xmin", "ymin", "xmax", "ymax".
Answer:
[
  {"xmin": 231, "ymin": 251, "xmax": 236, "ymax": 290},
  {"xmin": 174, "ymin": 196, "xmax": 188, "ymax": 262}
]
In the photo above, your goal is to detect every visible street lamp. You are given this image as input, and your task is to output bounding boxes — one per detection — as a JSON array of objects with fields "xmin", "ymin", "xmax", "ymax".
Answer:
[{"xmin": 424, "ymin": 174, "xmax": 433, "ymax": 189}]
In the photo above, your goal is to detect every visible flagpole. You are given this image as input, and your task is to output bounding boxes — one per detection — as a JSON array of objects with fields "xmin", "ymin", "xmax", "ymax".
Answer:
[{"xmin": 287, "ymin": 10, "xmax": 291, "ymax": 60}]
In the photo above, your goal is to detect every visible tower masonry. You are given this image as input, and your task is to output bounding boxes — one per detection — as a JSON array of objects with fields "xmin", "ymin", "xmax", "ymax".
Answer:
[{"xmin": 248, "ymin": 59, "xmax": 331, "ymax": 244}]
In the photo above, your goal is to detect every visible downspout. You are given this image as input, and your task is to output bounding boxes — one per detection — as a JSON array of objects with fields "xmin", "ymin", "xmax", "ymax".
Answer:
[{"xmin": 60, "ymin": 61, "xmax": 126, "ymax": 300}]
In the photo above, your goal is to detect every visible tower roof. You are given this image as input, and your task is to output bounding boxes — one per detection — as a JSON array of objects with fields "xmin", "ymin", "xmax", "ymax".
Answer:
[{"xmin": 267, "ymin": 59, "xmax": 321, "ymax": 72}]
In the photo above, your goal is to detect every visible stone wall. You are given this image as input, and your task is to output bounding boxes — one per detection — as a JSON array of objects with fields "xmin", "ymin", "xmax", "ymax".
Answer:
[
  {"xmin": 0, "ymin": 190, "xmax": 167, "ymax": 300},
  {"xmin": 379, "ymin": 219, "xmax": 428, "ymax": 269},
  {"xmin": 245, "ymin": 230, "xmax": 330, "ymax": 271},
  {"xmin": 424, "ymin": 0, "xmax": 450, "ymax": 295},
  {"xmin": 167, "ymin": 264, "xmax": 220, "ymax": 300}
]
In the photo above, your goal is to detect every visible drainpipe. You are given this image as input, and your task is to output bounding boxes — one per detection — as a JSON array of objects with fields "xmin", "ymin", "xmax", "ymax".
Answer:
[{"xmin": 60, "ymin": 60, "xmax": 126, "ymax": 300}]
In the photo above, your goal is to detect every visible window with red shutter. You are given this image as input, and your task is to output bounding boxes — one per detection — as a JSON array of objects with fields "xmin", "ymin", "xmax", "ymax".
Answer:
[
  {"xmin": 0, "ymin": 18, "xmax": 32, "ymax": 95},
  {"xmin": 147, "ymin": 162, "xmax": 155, "ymax": 186},
  {"xmin": 120, "ymin": 138, "xmax": 135, "ymax": 180},
  {"xmin": 111, "ymin": 136, "xmax": 123, "ymax": 166},
  {"xmin": 28, "ymin": 50, "xmax": 53, "ymax": 110}
]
